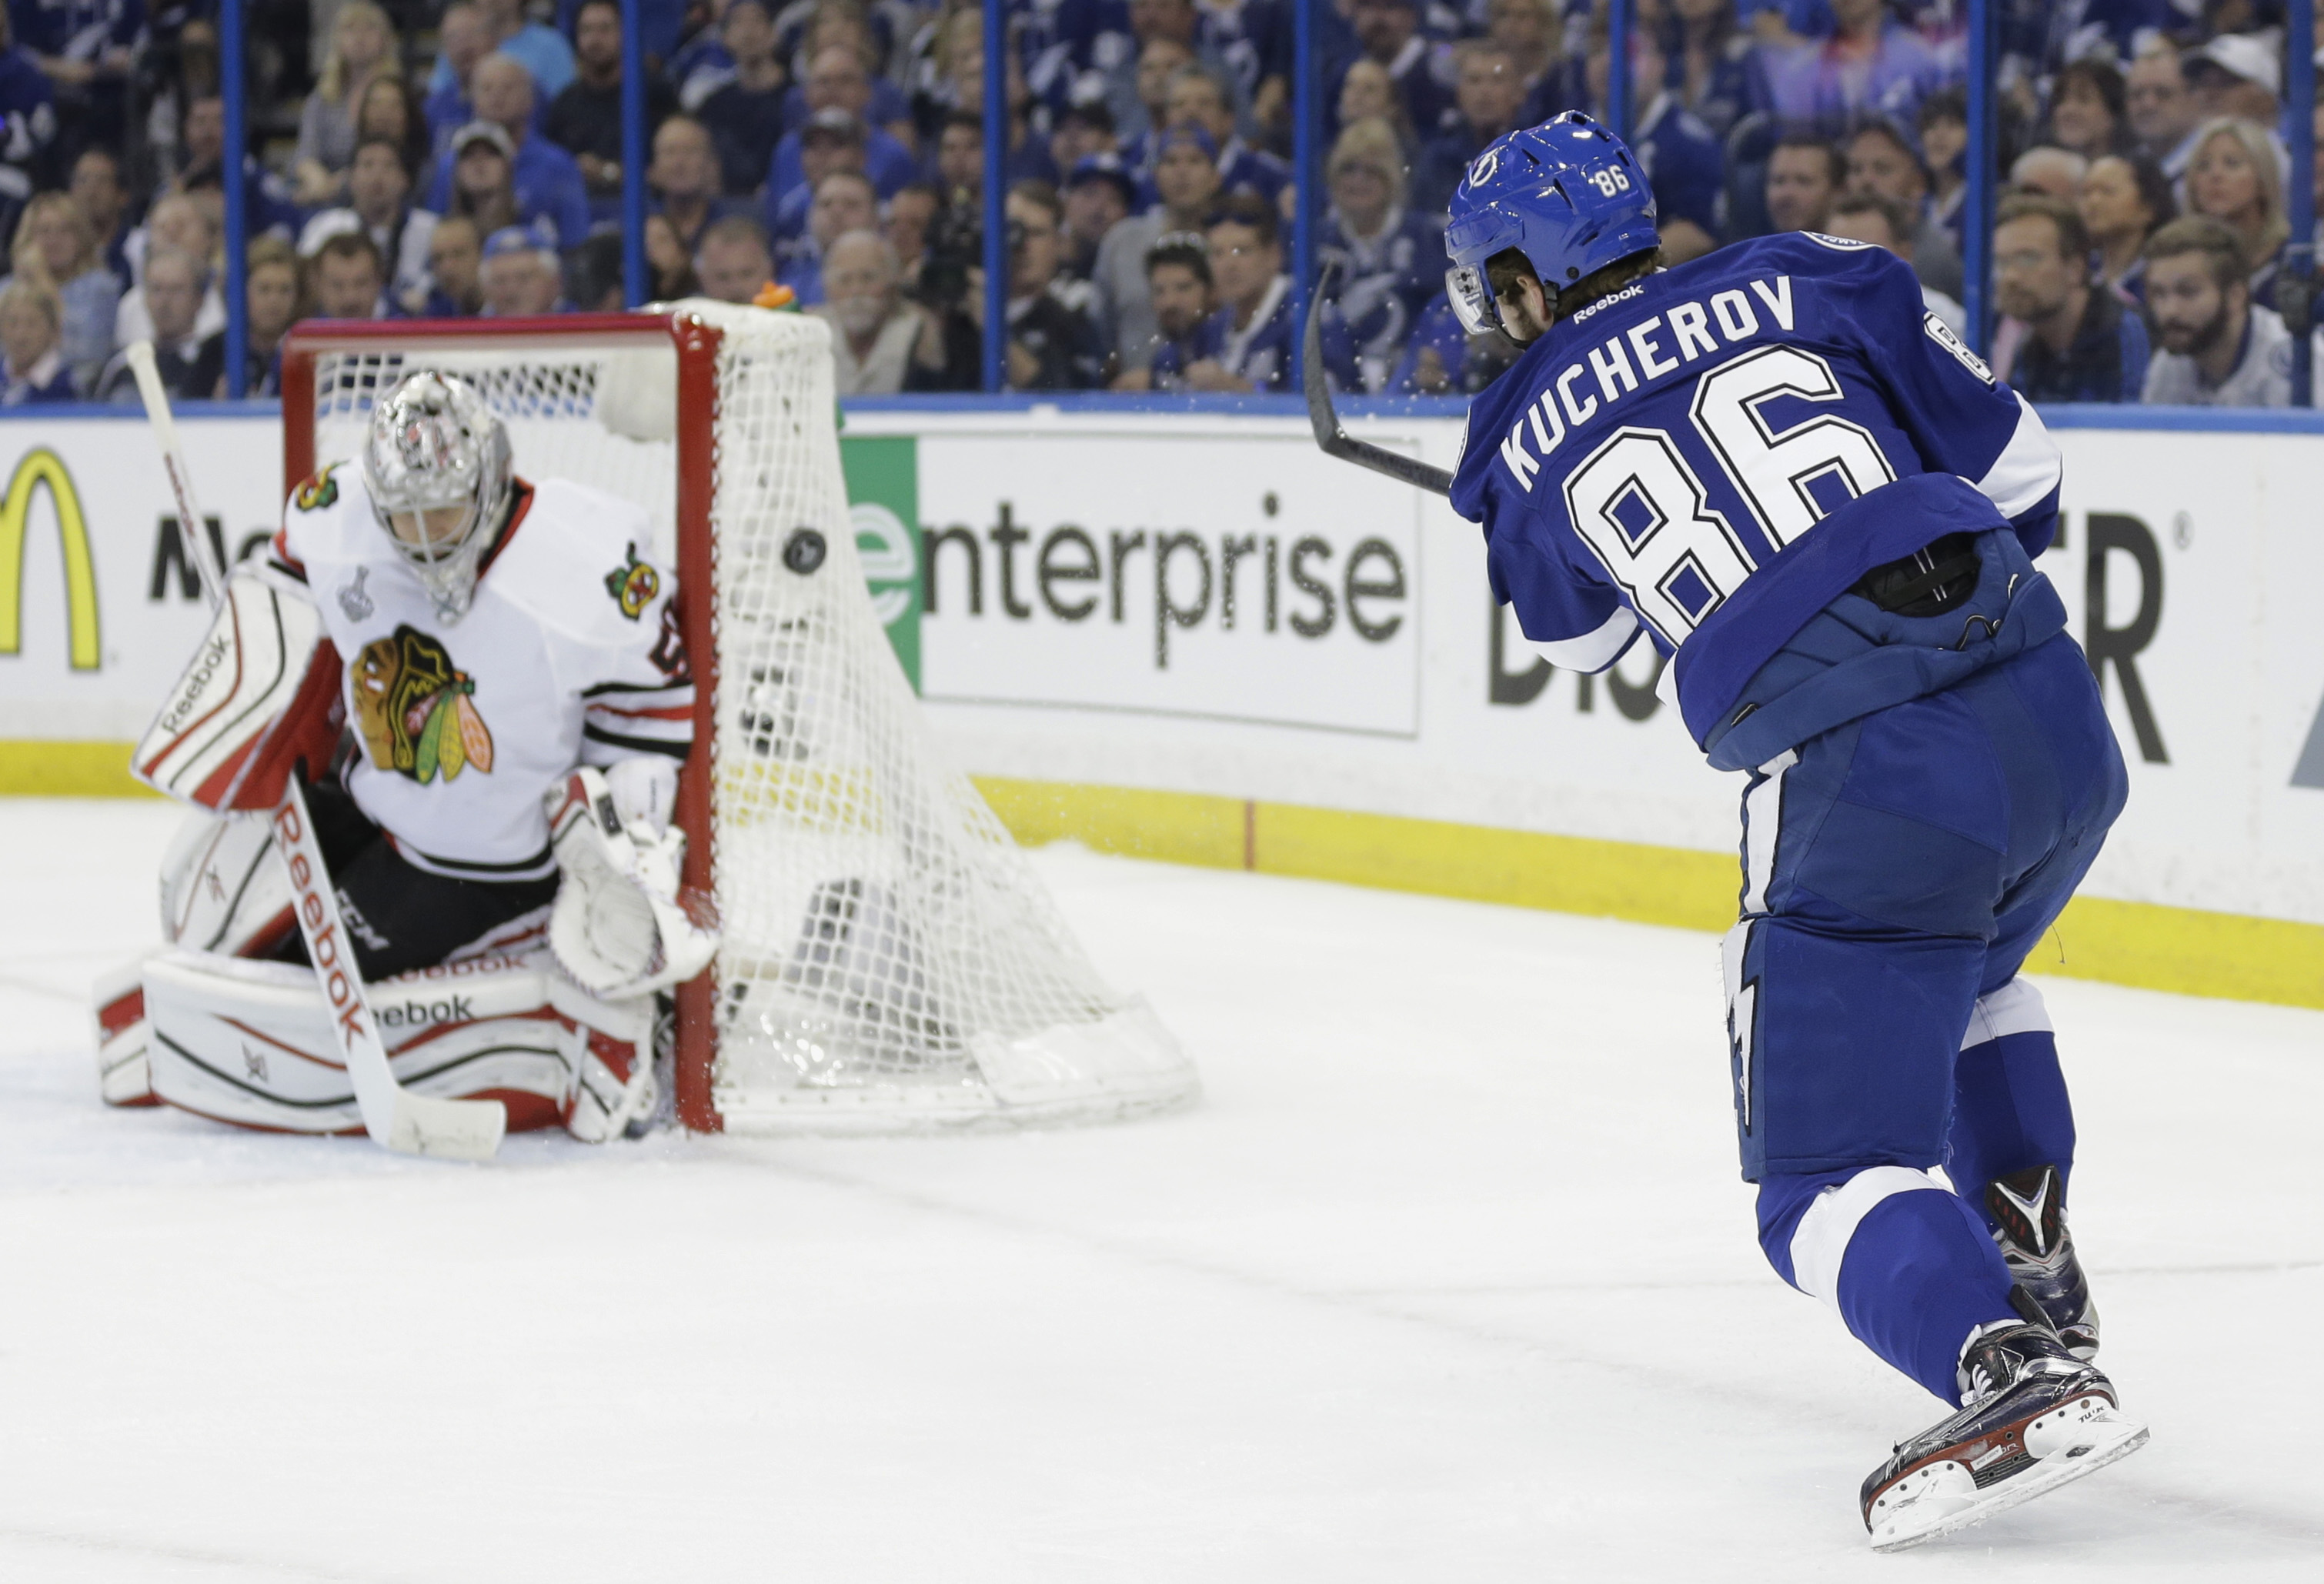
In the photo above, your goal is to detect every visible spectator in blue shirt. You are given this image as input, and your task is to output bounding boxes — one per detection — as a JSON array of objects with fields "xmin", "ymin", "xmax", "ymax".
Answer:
[
  {"xmin": 1135, "ymin": 233, "xmax": 1220, "ymax": 392},
  {"xmin": 1186, "ymin": 192, "xmax": 1293, "ymax": 393},
  {"xmin": 8, "ymin": 0, "xmax": 138, "ymax": 147},
  {"xmin": 1194, "ymin": 0, "xmax": 1294, "ymax": 147},
  {"xmin": 1414, "ymin": 40, "xmax": 1530, "ymax": 217},
  {"xmin": 1749, "ymin": 0, "xmax": 1949, "ymax": 136},
  {"xmin": 426, "ymin": 0, "xmax": 576, "ymax": 104},
  {"xmin": 0, "ymin": 278, "xmax": 72, "ymax": 402},
  {"xmin": 478, "ymin": 223, "xmax": 567, "ymax": 315},
  {"xmin": 649, "ymin": 115, "xmax": 744, "ymax": 258},
  {"xmin": 782, "ymin": 38, "xmax": 914, "ymax": 151},
  {"xmin": 1156, "ymin": 61, "xmax": 1287, "ymax": 210},
  {"xmin": 776, "ymin": 168, "xmax": 877, "ymax": 306},
  {"xmin": 1317, "ymin": 117, "xmax": 1441, "ymax": 392},
  {"xmin": 424, "ymin": 3, "xmax": 493, "ymax": 155},
  {"xmin": 439, "ymin": 122, "xmax": 583, "ymax": 262},
  {"xmin": 66, "ymin": 145, "xmax": 130, "ymax": 293},
  {"xmin": 1331, "ymin": 0, "xmax": 1451, "ymax": 145},
  {"xmin": 694, "ymin": 212, "xmax": 775, "ymax": 305},
  {"xmin": 768, "ymin": 103, "xmax": 918, "ymax": 208},
  {"xmin": 427, "ymin": 58, "xmax": 592, "ymax": 252},
  {"xmin": 1387, "ymin": 291, "xmax": 1523, "ymax": 395},
  {"xmin": 422, "ymin": 213, "xmax": 486, "ymax": 315},
  {"xmin": 763, "ymin": 108, "xmax": 890, "ymax": 245},
  {"xmin": 696, "ymin": 0, "xmax": 788, "ymax": 195},
  {"xmin": 0, "ymin": 8, "xmax": 52, "ymax": 238}
]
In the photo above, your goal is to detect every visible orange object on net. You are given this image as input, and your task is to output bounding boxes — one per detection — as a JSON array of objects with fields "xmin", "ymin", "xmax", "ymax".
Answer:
[{"xmin": 753, "ymin": 282, "xmax": 797, "ymax": 310}]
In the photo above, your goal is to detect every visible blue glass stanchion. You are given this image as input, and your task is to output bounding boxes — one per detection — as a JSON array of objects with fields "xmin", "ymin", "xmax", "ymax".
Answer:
[
  {"xmin": 221, "ymin": 0, "xmax": 248, "ymax": 396},
  {"xmin": 1962, "ymin": 0, "xmax": 1994, "ymax": 357},
  {"xmin": 619, "ymin": 0, "xmax": 647, "ymax": 307},
  {"xmin": 980, "ymin": 1, "xmax": 1006, "ymax": 392}
]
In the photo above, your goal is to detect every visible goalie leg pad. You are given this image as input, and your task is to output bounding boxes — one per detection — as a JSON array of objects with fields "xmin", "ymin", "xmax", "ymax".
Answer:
[{"xmin": 142, "ymin": 949, "xmax": 641, "ymax": 1135}]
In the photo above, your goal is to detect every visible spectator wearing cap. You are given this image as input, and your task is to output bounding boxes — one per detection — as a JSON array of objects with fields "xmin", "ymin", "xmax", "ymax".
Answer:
[
  {"xmin": 1184, "ymin": 193, "xmax": 1292, "ymax": 394},
  {"xmin": 1120, "ymin": 233, "xmax": 1217, "ymax": 392},
  {"xmin": 446, "ymin": 123, "xmax": 523, "ymax": 239},
  {"xmin": 479, "ymin": 225, "xmax": 566, "ymax": 316},
  {"xmin": 694, "ymin": 213, "xmax": 775, "ymax": 305},
  {"xmin": 299, "ymin": 138, "xmax": 439, "ymax": 315},
  {"xmin": 546, "ymin": 0, "xmax": 680, "ymax": 218},
  {"xmin": 697, "ymin": 0, "xmax": 789, "ymax": 195},
  {"xmin": 2182, "ymin": 35, "xmax": 2279, "ymax": 128},
  {"xmin": 1986, "ymin": 193, "xmax": 2146, "ymax": 405},
  {"xmin": 1845, "ymin": 120, "xmax": 1962, "ymax": 301},
  {"xmin": 423, "ymin": 215, "xmax": 486, "ymax": 316},
  {"xmin": 427, "ymin": 58, "xmax": 592, "ymax": 251},
  {"xmin": 426, "ymin": 0, "xmax": 576, "ymax": 105},
  {"xmin": 2125, "ymin": 39, "xmax": 2203, "ymax": 193},
  {"xmin": 1824, "ymin": 191, "xmax": 1965, "ymax": 334},
  {"xmin": 1000, "ymin": 181, "xmax": 1107, "ymax": 391},
  {"xmin": 650, "ymin": 116, "xmax": 745, "ymax": 259},
  {"xmin": 1414, "ymin": 42, "xmax": 1529, "ymax": 218},
  {"xmin": 1331, "ymin": 0, "xmax": 1451, "ymax": 148},
  {"xmin": 1317, "ymin": 118, "xmax": 1439, "ymax": 393},
  {"xmin": 1157, "ymin": 63, "xmax": 1287, "ymax": 212},
  {"xmin": 1748, "ymin": 0, "xmax": 1948, "ymax": 138},
  {"xmin": 292, "ymin": 2, "xmax": 400, "ymax": 207},
  {"xmin": 776, "ymin": 169, "xmax": 877, "ymax": 306},
  {"xmin": 2185, "ymin": 116, "xmax": 2289, "ymax": 305},
  {"xmin": 98, "ymin": 249, "xmax": 219, "ymax": 402},
  {"xmin": 766, "ymin": 109, "xmax": 897, "ymax": 245},
  {"xmin": 770, "ymin": 105, "xmax": 918, "ymax": 212},
  {"xmin": 2141, "ymin": 215, "xmax": 2289, "ymax": 406},
  {"xmin": 306, "ymin": 229, "xmax": 394, "ymax": 320},
  {"xmin": 118, "ymin": 195, "xmax": 226, "ymax": 352},
  {"xmin": 1093, "ymin": 121, "xmax": 1222, "ymax": 372},
  {"xmin": 1060, "ymin": 155, "xmax": 1134, "ymax": 282},
  {"xmin": 0, "ymin": 10, "xmax": 54, "ymax": 247},
  {"xmin": 2080, "ymin": 152, "xmax": 2175, "ymax": 305},
  {"xmin": 810, "ymin": 228, "xmax": 927, "ymax": 395},
  {"xmin": 0, "ymin": 279, "xmax": 72, "ymax": 405}
]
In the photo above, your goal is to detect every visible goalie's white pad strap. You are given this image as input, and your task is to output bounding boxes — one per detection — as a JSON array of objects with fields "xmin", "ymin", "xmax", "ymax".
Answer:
[
  {"xmin": 133, "ymin": 575, "xmax": 342, "ymax": 811},
  {"xmin": 546, "ymin": 769, "xmax": 718, "ymax": 999},
  {"xmin": 142, "ymin": 948, "xmax": 649, "ymax": 1137}
]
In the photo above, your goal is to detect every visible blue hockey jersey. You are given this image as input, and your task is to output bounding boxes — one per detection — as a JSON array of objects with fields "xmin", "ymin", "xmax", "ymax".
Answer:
[{"xmin": 1449, "ymin": 232, "xmax": 2063, "ymax": 759}]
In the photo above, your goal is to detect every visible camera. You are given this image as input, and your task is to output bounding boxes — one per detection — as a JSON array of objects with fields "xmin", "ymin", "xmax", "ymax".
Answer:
[{"xmin": 914, "ymin": 203, "xmax": 1028, "ymax": 313}]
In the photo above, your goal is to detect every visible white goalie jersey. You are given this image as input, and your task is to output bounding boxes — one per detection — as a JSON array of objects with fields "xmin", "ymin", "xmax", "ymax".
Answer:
[{"xmin": 260, "ymin": 462, "xmax": 693, "ymax": 882}]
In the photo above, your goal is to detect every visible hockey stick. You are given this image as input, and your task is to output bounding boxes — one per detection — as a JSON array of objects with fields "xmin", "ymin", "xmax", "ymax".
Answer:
[
  {"xmin": 124, "ymin": 341, "xmax": 507, "ymax": 1162},
  {"xmin": 1301, "ymin": 262, "xmax": 1454, "ymax": 499}
]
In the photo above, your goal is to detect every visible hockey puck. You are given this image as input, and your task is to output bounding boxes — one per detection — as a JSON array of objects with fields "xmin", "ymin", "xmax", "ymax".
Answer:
[{"xmin": 783, "ymin": 528, "xmax": 826, "ymax": 574}]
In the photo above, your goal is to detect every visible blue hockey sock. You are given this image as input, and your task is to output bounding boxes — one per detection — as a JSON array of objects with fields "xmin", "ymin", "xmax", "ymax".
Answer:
[
  {"xmin": 1758, "ymin": 1168, "xmax": 2018, "ymax": 1402},
  {"xmin": 1948, "ymin": 1028, "xmax": 2077, "ymax": 1227}
]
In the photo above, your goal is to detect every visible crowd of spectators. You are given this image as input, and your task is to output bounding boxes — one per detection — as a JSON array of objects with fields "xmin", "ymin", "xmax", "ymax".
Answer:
[{"xmin": 0, "ymin": 0, "xmax": 2316, "ymax": 408}]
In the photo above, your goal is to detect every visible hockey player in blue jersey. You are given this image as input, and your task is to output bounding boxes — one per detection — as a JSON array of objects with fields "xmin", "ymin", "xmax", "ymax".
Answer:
[{"xmin": 1437, "ymin": 114, "xmax": 2148, "ymax": 1550}]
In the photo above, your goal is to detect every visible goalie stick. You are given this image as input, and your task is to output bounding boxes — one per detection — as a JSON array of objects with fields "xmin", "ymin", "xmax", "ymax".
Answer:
[
  {"xmin": 124, "ymin": 340, "xmax": 507, "ymax": 1162},
  {"xmin": 1301, "ymin": 262, "xmax": 1454, "ymax": 499}
]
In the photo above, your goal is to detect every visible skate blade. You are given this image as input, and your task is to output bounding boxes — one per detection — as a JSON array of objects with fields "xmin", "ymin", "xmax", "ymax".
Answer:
[{"xmin": 1869, "ymin": 1412, "xmax": 2149, "ymax": 1553}]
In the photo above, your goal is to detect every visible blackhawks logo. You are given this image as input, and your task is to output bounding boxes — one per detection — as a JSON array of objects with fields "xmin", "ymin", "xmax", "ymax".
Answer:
[
  {"xmin": 351, "ymin": 625, "xmax": 495, "ymax": 784},
  {"xmin": 295, "ymin": 463, "xmax": 342, "ymax": 512},
  {"xmin": 604, "ymin": 542, "xmax": 659, "ymax": 620}
]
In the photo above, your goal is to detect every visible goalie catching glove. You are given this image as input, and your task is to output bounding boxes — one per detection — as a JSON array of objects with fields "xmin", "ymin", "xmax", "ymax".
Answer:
[{"xmin": 546, "ymin": 766, "xmax": 718, "ymax": 999}]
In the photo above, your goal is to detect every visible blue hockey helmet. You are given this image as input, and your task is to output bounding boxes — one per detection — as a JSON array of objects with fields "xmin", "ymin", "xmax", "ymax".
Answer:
[{"xmin": 1443, "ymin": 112, "xmax": 1659, "ymax": 335}]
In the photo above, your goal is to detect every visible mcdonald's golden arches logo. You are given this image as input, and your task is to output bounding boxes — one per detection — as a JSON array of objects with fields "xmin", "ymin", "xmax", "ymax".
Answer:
[{"xmin": 0, "ymin": 447, "xmax": 100, "ymax": 671}]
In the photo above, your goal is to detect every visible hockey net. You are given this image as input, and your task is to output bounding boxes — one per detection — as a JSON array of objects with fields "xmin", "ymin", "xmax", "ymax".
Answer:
[{"xmin": 281, "ymin": 303, "xmax": 1197, "ymax": 1132}]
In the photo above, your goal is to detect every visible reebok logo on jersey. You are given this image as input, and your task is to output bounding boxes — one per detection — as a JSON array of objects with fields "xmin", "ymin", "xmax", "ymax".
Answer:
[
  {"xmin": 604, "ymin": 542, "xmax": 660, "ymax": 620},
  {"xmin": 352, "ymin": 625, "xmax": 496, "ymax": 785}
]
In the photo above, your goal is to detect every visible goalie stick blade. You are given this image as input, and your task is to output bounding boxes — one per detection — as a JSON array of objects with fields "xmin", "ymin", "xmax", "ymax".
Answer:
[
  {"xmin": 1301, "ymin": 262, "xmax": 1455, "ymax": 499},
  {"xmin": 383, "ymin": 1089, "xmax": 508, "ymax": 1162}
]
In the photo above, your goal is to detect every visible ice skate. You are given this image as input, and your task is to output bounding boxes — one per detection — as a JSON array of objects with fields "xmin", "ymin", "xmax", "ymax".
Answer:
[
  {"xmin": 1984, "ymin": 1165, "xmax": 2100, "ymax": 1359},
  {"xmin": 1860, "ymin": 1315, "xmax": 2147, "ymax": 1552}
]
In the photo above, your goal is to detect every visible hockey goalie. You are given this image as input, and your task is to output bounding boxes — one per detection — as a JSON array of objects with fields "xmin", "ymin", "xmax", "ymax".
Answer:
[{"xmin": 94, "ymin": 370, "xmax": 716, "ymax": 1142}]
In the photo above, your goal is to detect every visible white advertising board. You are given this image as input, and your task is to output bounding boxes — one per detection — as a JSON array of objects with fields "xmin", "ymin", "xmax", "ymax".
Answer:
[{"xmin": 5, "ymin": 407, "xmax": 2321, "ymax": 930}]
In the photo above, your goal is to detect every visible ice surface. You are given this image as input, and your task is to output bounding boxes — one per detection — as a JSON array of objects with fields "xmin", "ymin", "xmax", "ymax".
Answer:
[{"xmin": 0, "ymin": 797, "xmax": 2316, "ymax": 1581}]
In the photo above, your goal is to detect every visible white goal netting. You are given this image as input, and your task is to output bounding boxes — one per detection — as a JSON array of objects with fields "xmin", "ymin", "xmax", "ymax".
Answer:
[{"xmin": 300, "ymin": 302, "xmax": 1197, "ymax": 1131}]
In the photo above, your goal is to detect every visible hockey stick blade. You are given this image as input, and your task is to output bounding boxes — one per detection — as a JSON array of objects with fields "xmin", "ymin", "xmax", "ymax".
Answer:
[
  {"xmin": 1301, "ymin": 262, "xmax": 1454, "ymax": 499},
  {"xmin": 273, "ymin": 782, "xmax": 506, "ymax": 1162}
]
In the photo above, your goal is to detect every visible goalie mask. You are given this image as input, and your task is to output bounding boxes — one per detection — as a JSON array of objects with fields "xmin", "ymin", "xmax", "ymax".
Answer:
[{"xmin": 362, "ymin": 371, "xmax": 513, "ymax": 621}]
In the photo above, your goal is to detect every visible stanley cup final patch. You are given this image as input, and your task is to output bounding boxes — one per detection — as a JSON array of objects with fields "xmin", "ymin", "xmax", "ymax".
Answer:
[
  {"xmin": 351, "ymin": 625, "xmax": 495, "ymax": 785},
  {"xmin": 604, "ymin": 542, "xmax": 659, "ymax": 620}
]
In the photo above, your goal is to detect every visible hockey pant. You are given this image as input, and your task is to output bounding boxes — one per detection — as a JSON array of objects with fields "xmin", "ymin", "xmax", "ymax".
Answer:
[{"xmin": 1725, "ymin": 630, "xmax": 2128, "ymax": 1402}]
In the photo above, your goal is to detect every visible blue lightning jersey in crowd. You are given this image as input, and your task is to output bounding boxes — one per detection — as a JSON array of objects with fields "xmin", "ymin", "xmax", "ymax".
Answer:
[{"xmin": 1449, "ymin": 232, "xmax": 2063, "ymax": 766}]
